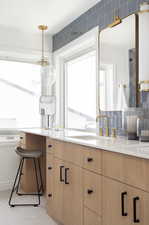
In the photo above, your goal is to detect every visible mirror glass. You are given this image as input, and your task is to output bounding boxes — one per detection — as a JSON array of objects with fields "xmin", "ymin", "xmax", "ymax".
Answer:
[{"xmin": 99, "ymin": 14, "xmax": 137, "ymax": 111}]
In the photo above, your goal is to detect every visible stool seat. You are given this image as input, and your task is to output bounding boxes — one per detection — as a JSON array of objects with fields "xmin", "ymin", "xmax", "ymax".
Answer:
[{"xmin": 16, "ymin": 147, "xmax": 42, "ymax": 158}]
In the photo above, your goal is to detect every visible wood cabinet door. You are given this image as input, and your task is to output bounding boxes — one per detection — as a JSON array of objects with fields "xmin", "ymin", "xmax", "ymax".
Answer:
[
  {"xmin": 103, "ymin": 177, "xmax": 130, "ymax": 225},
  {"xmin": 46, "ymin": 153, "xmax": 54, "ymax": 217},
  {"xmin": 63, "ymin": 161, "xmax": 83, "ymax": 225},
  {"xmin": 52, "ymin": 157, "xmax": 65, "ymax": 223},
  {"xmin": 84, "ymin": 207, "xmax": 101, "ymax": 225},
  {"xmin": 128, "ymin": 186, "xmax": 149, "ymax": 225}
]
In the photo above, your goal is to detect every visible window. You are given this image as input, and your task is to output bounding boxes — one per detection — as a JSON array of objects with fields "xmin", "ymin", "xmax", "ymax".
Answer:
[
  {"xmin": 64, "ymin": 50, "xmax": 96, "ymax": 130},
  {"xmin": 0, "ymin": 60, "xmax": 41, "ymax": 129}
]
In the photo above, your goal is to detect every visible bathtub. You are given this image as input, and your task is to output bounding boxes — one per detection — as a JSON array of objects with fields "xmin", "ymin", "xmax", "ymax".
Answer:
[{"xmin": 0, "ymin": 131, "xmax": 20, "ymax": 191}]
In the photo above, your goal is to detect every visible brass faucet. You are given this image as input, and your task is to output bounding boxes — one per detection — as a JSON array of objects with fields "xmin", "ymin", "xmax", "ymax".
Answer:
[{"xmin": 96, "ymin": 114, "xmax": 109, "ymax": 137}]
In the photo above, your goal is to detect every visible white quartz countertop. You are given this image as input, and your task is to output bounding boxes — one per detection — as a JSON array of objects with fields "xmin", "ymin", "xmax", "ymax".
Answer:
[{"xmin": 21, "ymin": 128, "xmax": 149, "ymax": 160}]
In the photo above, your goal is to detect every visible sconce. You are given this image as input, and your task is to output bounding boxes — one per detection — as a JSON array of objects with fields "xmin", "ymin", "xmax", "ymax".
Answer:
[
  {"xmin": 139, "ymin": 2, "xmax": 149, "ymax": 13},
  {"xmin": 108, "ymin": 8, "xmax": 122, "ymax": 28}
]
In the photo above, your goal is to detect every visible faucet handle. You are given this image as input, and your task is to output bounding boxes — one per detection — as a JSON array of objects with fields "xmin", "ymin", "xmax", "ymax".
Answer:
[
  {"xmin": 105, "ymin": 127, "xmax": 109, "ymax": 137},
  {"xmin": 99, "ymin": 128, "xmax": 103, "ymax": 136},
  {"xmin": 111, "ymin": 128, "xmax": 117, "ymax": 138}
]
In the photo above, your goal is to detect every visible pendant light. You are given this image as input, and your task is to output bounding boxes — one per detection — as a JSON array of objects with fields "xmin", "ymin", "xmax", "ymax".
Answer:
[{"xmin": 38, "ymin": 25, "xmax": 49, "ymax": 66}]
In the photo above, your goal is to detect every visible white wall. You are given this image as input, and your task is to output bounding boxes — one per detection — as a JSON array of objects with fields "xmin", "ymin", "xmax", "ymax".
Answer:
[
  {"xmin": 0, "ymin": 27, "xmax": 53, "ymax": 63},
  {"xmin": 0, "ymin": 142, "xmax": 19, "ymax": 191}
]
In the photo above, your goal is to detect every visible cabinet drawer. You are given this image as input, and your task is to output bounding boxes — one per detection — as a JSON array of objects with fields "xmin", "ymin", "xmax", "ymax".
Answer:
[
  {"xmin": 103, "ymin": 150, "xmax": 149, "ymax": 192},
  {"xmin": 83, "ymin": 170, "xmax": 102, "ymax": 215},
  {"xmin": 51, "ymin": 139, "xmax": 84, "ymax": 166},
  {"xmin": 84, "ymin": 207, "xmax": 101, "ymax": 225},
  {"xmin": 83, "ymin": 148, "xmax": 102, "ymax": 174},
  {"xmin": 46, "ymin": 138, "xmax": 54, "ymax": 154}
]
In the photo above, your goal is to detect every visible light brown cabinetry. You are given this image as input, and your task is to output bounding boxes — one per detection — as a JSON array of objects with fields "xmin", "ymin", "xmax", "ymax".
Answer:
[
  {"xmin": 63, "ymin": 161, "xmax": 83, "ymax": 225},
  {"xmin": 103, "ymin": 177, "xmax": 149, "ymax": 225},
  {"xmin": 23, "ymin": 133, "xmax": 149, "ymax": 225},
  {"xmin": 103, "ymin": 177, "xmax": 130, "ymax": 225},
  {"xmin": 128, "ymin": 185, "xmax": 149, "ymax": 225},
  {"xmin": 83, "ymin": 148, "xmax": 102, "ymax": 174},
  {"xmin": 84, "ymin": 207, "xmax": 102, "ymax": 225},
  {"xmin": 83, "ymin": 169, "xmax": 102, "ymax": 216},
  {"xmin": 103, "ymin": 150, "xmax": 149, "ymax": 192},
  {"xmin": 46, "ymin": 139, "xmax": 84, "ymax": 225},
  {"xmin": 46, "ymin": 153, "xmax": 54, "ymax": 216}
]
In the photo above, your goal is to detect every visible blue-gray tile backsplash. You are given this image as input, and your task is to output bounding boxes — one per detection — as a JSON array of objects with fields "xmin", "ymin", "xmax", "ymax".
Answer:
[{"xmin": 52, "ymin": 0, "xmax": 149, "ymax": 52}]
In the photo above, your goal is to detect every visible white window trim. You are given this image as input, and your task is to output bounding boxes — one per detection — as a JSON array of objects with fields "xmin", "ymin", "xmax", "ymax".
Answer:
[{"xmin": 53, "ymin": 27, "xmax": 99, "ymax": 131}]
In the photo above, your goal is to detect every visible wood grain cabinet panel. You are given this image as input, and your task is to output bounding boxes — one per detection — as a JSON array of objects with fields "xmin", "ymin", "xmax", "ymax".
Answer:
[
  {"xmin": 46, "ymin": 138, "xmax": 54, "ymax": 154},
  {"xmin": 52, "ymin": 157, "xmax": 64, "ymax": 223},
  {"xmin": 83, "ymin": 169, "xmax": 102, "ymax": 215},
  {"xmin": 63, "ymin": 161, "xmax": 83, "ymax": 225},
  {"xmin": 102, "ymin": 150, "xmax": 149, "ymax": 192},
  {"xmin": 102, "ymin": 151, "xmax": 125, "ymax": 182},
  {"xmin": 125, "ymin": 156, "xmax": 149, "ymax": 192},
  {"xmin": 103, "ymin": 177, "xmax": 130, "ymax": 225},
  {"xmin": 50, "ymin": 139, "xmax": 84, "ymax": 166},
  {"xmin": 83, "ymin": 148, "xmax": 102, "ymax": 174},
  {"xmin": 84, "ymin": 207, "xmax": 101, "ymax": 225},
  {"xmin": 128, "ymin": 186, "xmax": 149, "ymax": 225}
]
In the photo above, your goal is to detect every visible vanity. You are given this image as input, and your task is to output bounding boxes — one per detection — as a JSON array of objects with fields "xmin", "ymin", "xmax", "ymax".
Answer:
[{"xmin": 18, "ymin": 128, "xmax": 149, "ymax": 225}]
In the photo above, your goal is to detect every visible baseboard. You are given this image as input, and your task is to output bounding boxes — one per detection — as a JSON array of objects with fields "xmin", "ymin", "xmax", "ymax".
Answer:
[{"xmin": 0, "ymin": 180, "xmax": 13, "ymax": 191}]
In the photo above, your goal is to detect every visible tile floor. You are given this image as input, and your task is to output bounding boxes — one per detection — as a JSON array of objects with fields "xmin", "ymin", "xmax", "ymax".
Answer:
[{"xmin": 0, "ymin": 190, "xmax": 58, "ymax": 225}]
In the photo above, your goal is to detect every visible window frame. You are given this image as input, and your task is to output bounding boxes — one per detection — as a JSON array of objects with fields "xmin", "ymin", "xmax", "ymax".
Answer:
[
  {"xmin": 64, "ymin": 48, "xmax": 97, "ymax": 131},
  {"xmin": 54, "ymin": 27, "xmax": 99, "ymax": 132}
]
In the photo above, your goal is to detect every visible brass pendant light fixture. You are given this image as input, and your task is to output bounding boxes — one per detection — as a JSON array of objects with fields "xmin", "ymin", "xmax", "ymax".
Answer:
[{"xmin": 38, "ymin": 25, "xmax": 49, "ymax": 66}]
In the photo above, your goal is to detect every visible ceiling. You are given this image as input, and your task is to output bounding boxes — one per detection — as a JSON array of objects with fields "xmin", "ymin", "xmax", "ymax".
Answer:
[{"xmin": 0, "ymin": 0, "xmax": 100, "ymax": 35}]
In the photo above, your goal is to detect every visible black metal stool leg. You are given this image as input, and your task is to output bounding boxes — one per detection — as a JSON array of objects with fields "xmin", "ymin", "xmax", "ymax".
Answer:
[
  {"xmin": 16, "ymin": 158, "xmax": 24, "ymax": 195},
  {"xmin": 37, "ymin": 158, "xmax": 44, "ymax": 194},
  {"xmin": 9, "ymin": 158, "xmax": 24, "ymax": 207},
  {"xmin": 33, "ymin": 158, "xmax": 40, "ymax": 206}
]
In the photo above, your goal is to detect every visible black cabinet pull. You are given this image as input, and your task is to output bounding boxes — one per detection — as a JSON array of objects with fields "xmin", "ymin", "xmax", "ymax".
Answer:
[
  {"xmin": 48, "ymin": 166, "xmax": 52, "ymax": 170},
  {"xmin": 48, "ymin": 144, "xmax": 52, "ymax": 148},
  {"xmin": 60, "ymin": 166, "xmax": 64, "ymax": 182},
  {"xmin": 121, "ymin": 192, "xmax": 128, "ymax": 216},
  {"xmin": 87, "ymin": 158, "xmax": 93, "ymax": 162},
  {"xmin": 87, "ymin": 189, "xmax": 93, "ymax": 194},
  {"xmin": 64, "ymin": 168, "xmax": 69, "ymax": 184},
  {"xmin": 20, "ymin": 137, "xmax": 23, "ymax": 140},
  {"xmin": 48, "ymin": 193, "xmax": 52, "ymax": 197},
  {"xmin": 133, "ymin": 197, "xmax": 140, "ymax": 223}
]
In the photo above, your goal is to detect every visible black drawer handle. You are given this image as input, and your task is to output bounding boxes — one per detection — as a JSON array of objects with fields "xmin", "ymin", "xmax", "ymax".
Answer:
[
  {"xmin": 133, "ymin": 197, "xmax": 140, "ymax": 223},
  {"xmin": 48, "ymin": 144, "xmax": 52, "ymax": 148},
  {"xmin": 65, "ymin": 168, "xmax": 69, "ymax": 184},
  {"xmin": 121, "ymin": 192, "xmax": 128, "ymax": 217},
  {"xmin": 87, "ymin": 158, "xmax": 93, "ymax": 162},
  {"xmin": 20, "ymin": 137, "xmax": 23, "ymax": 140},
  {"xmin": 48, "ymin": 193, "xmax": 52, "ymax": 197},
  {"xmin": 48, "ymin": 166, "xmax": 52, "ymax": 170},
  {"xmin": 87, "ymin": 189, "xmax": 93, "ymax": 194},
  {"xmin": 60, "ymin": 166, "xmax": 64, "ymax": 182}
]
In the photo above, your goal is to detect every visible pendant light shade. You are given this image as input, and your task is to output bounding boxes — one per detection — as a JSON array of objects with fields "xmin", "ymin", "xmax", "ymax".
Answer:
[{"xmin": 38, "ymin": 25, "xmax": 49, "ymax": 66}]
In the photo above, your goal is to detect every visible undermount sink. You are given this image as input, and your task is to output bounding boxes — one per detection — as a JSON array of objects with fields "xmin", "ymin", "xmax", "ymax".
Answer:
[{"xmin": 67, "ymin": 135, "xmax": 108, "ymax": 141}]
